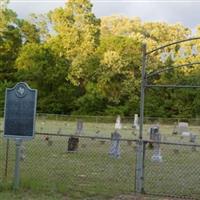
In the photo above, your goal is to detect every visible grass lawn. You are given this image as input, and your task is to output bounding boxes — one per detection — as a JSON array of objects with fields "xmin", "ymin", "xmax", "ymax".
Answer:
[
  {"xmin": 0, "ymin": 117, "xmax": 200, "ymax": 199},
  {"xmin": 0, "ymin": 190, "xmax": 68, "ymax": 200}
]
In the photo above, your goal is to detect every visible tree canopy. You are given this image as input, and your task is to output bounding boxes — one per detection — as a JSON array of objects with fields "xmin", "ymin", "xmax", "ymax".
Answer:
[{"xmin": 1, "ymin": 0, "xmax": 200, "ymax": 117}]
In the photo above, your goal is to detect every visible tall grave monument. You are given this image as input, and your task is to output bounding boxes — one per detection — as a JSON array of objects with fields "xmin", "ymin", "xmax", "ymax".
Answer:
[
  {"xmin": 149, "ymin": 126, "xmax": 162, "ymax": 162},
  {"xmin": 109, "ymin": 115, "xmax": 122, "ymax": 158}
]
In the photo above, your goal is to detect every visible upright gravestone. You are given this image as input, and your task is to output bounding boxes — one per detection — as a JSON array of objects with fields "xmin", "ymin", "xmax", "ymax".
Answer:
[
  {"xmin": 4, "ymin": 82, "xmax": 37, "ymax": 189},
  {"xmin": 151, "ymin": 128, "xmax": 162, "ymax": 162},
  {"xmin": 148, "ymin": 126, "xmax": 159, "ymax": 149},
  {"xmin": 67, "ymin": 120, "xmax": 83, "ymax": 152},
  {"xmin": 109, "ymin": 130, "xmax": 121, "ymax": 158},
  {"xmin": 190, "ymin": 134, "xmax": 197, "ymax": 151},
  {"xmin": 115, "ymin": 115, "xmax": 122, "ymax": 130},
  {"xmin": 133, "ymin": 114, "xmax": 139, "ymax": 130},
  {"xmin": 75, "ymin": 120, "xmax": 84, "ymax": 135}
]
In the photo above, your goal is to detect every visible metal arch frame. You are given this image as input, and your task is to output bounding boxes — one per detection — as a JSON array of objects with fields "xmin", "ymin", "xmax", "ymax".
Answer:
[{"xmin": 139, "ymin": 37, "xmax": 200, "ymax": 139}]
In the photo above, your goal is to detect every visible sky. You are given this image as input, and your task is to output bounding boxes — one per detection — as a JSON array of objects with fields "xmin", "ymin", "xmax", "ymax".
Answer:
[{"xmin": 7, "ymin": 0, "xmax": 200, "ymax": 32}]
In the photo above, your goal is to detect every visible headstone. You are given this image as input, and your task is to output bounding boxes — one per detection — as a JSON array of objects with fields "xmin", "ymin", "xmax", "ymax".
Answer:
[
  {"xmin": 133, "ymin": 114, "xmax": 139, "ymax": 130},
  {"xmin": 151, "ymin": 134, "xmax": 162, "ymax": 162},
  {"xmin": 57, "ymin": 128, "xmax": 61, "ymax": 134},
  {"xmin": 178, "ymin": 122, "xmax": 190, "ymax": 135},
  {"xmin": 172, "ymin": 122, "xmax": 178, "ymax": 135},
  {"xmin": 190, "ymin": 134, "xmax": 196, "ymax": 143},
  {"xmin": 190, "ymin": 134, "xmax": 197, "ymax": 151},
  {"xmin": 148, "ymin": 126, "xmax": 159, "ymax": 149},
  {"xmin": 67, "ymin": 137, "xmax": 79, "ymax": 152},
  {"xmin": 95, "ymin": 130, "xmax": 100, "ymax": 137},
  {"xmin": 150, "ymin": 127, "xmax": 162, "ymax": 162},
  {"xmin": 109, "ymin": 130, "xmax": 121, "ymax": 158},
  {"xmin": 149, "ymin": 126, "xmax": 159, "ymax": 140},
  {"xmin": 67, "ymin": 120, "xmax": 82, "ymax": 152},
  {"xmin": 115, "ymin": 115, "xmax": 122, "ymax": 130},
  {"xmin": 75, "ymin": 120, "xmax": 83, "ymax": 135}
]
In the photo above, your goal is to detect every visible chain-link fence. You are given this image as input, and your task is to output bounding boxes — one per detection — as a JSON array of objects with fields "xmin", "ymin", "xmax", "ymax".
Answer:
[
  {"xmin": 1, "ymin": 114, "xmax": 200, "ymax": 199},
  {"xmin": 144, "ymin": 141, "xmax": 200, "ymax": 199},
  {"xmin": 0, "ymin": 134, "xmax": 136, "ymax": 199}
]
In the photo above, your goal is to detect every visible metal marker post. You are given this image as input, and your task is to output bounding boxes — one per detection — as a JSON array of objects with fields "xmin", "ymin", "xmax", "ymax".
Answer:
[
  {"xmin": 136, "ymin": 43, "xmax": 147, "ymax": 193},
  {"xmin": 5, "ymin": 139, "xmax": 9, "ymax": 178},
  {"xmin": 14, "ymin": 138, "xmax": 22, "ymax": 189}
]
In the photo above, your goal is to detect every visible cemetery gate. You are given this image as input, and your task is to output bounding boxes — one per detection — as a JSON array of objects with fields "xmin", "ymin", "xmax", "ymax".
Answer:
[{"xmin": 137, "ymin": 36, "xmax": 200, "ymax": 199}]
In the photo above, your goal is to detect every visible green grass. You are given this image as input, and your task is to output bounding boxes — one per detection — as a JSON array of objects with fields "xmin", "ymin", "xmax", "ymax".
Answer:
[
  {"xmin": 0, "ymin": 190, "xmax": 68, "ymax": 200},
  {"xmin": 1, "ymin": 118, "xmax": 200, "ymax": 199},
  {"xmin": 0, "ymin": 135, "xmax": 136, "ymax": 199}
]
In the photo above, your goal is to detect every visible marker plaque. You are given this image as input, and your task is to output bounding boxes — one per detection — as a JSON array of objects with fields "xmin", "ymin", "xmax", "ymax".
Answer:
[{"xmin": 4, "ymin": 82, "xmax": 37, "ymax": 139}]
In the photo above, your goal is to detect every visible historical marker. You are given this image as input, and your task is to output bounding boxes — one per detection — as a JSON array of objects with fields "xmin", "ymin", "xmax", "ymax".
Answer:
[
  {"xmin": 4, "ymin": 82, "xmax": 37, "ymax": 139},
  {"xmin": 4, "ymin": 82, "xmax": 37, "ymax": 189}
]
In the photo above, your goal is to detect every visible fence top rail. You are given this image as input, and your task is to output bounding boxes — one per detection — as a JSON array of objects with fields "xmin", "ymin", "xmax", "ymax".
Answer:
[
  {"xmin": 35, "ymin": 132, "xmax": 137, "ymax": 142},
  {"xmin": 143, "ymin": 139, "xmax": 200, "ymax": 147}
]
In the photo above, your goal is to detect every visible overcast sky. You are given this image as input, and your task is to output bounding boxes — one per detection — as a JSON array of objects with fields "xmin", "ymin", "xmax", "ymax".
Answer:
[{"xmin": 8, "ymin": 0, "xmax": 200, "ymax": 32}]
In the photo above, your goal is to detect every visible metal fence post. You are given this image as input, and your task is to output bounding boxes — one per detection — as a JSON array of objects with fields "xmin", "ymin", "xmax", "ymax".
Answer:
[
  {"xmin": 13, "ymin": 138, "xmax": 22, "ymax": 189},
  {"xmin": 135, "ymin": 139, "xmax": 145, "ymax": 193},
  {"xmin": 4, "ymin": 139, "xmax": 9, "ymax": 179}
]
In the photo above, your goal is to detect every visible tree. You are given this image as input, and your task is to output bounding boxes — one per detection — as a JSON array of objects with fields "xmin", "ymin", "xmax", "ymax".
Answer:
[
  {"xmin": 0, "ymin": 8, "xmax": 21, "ymax": 81},
  {"xmin": 16, "ymin": 42, "xmax": 78, "ymax": 113},
  {"xmin": 49, "ymin": 0, "xmax": 100, "ymax": 86}
]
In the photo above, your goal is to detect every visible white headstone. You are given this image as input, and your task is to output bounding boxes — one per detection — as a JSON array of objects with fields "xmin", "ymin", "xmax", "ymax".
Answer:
[
  {"xmin": 178, "ymin": 122, "xmax": 191, "ymax": 137},
  {"xmin": 76, "ymin": 120, "xmax": 84, "ymax": 135},
  {"xmin": 115, "ymin": 115, "xmax": 122, "ymax": 130},
  {"xmin": 133, "ymin": 114, "xmax": 139, "ymax": 130}
]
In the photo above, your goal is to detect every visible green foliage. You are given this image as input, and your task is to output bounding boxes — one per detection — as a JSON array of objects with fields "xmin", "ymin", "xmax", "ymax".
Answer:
[
  {"xmin": 1, "ymin": 1, "xmax": 200, "ymax": 117},
  {"xmin": 16, "ymin": 43, "xmax": 78, "ymax": 113},
  {"xmin": 0, "ymin": 81, "xmax": 13, "ymax": 110},
  {"xmin": 49, "ymin": 0, "xmax": 100, "ymax": 86},
  {"xmin": 72, "ymin": 83, "xmax": 107, "ymax": 115}
]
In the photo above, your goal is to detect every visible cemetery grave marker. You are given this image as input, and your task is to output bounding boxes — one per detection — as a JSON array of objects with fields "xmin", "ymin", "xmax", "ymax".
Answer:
[
  {"xmin": 115, "ymin": 115, "xmax": 122, "ymax": 130},
  {"xmin": 67, "ymin": 120, "xmax": 83, "ymax": 152},
  {"xmin": 109, "ymin": 130, "xmax": 121, "ymax": 159},
  {"xmin": 57, "ymin": 128, "xmax": 62, "ymax": 134},
  {"xmin": 178, "ymin": 122, "xmax": 192, "ymax": 138},
  {"xmin": 133, "ymin": 114, "xmax": 139, "ymax": 130},
  {"xmin": 149, "ymin": 126, "xmax": 162, "ymax": 162},
  {"xmin": 190, "ymin": 134, "xmax": 197, "ymax": 151},
  {"xmin": 148, "ymin": 126, "xmax": 159, "ymax": 149},
  {"xmin": 75, "ymin": 120, "xmax": 84, "ymax": 135}
]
